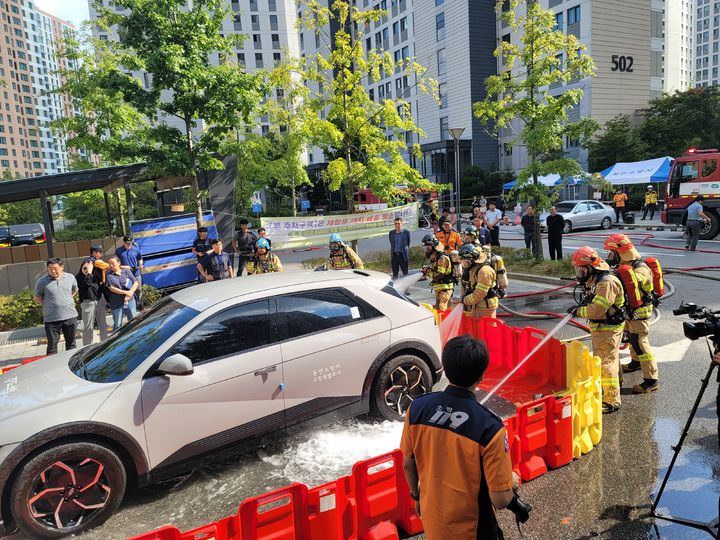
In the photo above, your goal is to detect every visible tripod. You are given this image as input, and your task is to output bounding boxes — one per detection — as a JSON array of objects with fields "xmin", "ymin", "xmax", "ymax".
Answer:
[{"xmin": 651, "ymin": 341, "xmax": 720, "ymax": 537}]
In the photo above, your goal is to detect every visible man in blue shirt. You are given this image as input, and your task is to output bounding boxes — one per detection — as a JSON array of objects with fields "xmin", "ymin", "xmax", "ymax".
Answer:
[
  {"xmin": 116, "ymin": 235, "xmax": 144, "ymax": 306},
  {"xmin": 389, "ymin": 217, "xmax": 411, "ymax": 279},
  {"xmin": 685, "ymin": 196, "xmax": 709, "ymax": 251}
]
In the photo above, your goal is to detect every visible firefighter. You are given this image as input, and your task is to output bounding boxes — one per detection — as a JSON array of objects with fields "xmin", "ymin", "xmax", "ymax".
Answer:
[
  {"xmin": 421, "ymin": 234, "xmax": 455, "ymax": 311},
  {"xmin": 604, "ymin": 233, "xmax": 659, "ymax": 394},
  {"xmin": 459, "ymin": 243, "xmax": 499, "ymax": 319},
  {"xmin": 247, "ymin": 238, "xmax": 282, "ymax": 274},
  {"xmin": 436, "ymin": 219, "xmax": 462, "ymax": 253},
  {"xmin": 328, "ymin": 233, "xmax": 364, "ymax": 270},
  {"xmin": 482, "ymin": 245, "xmax": 509, "ymax": 298},
  {"xmin": 569, "ymin": 246, "xmax": 626, "ymax": 414}
]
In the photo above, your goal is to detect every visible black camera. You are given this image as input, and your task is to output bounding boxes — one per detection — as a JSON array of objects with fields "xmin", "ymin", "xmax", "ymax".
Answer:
[
  {"xmin": 507, "ymin": 491, "xmax": 532, "ymax": 523},
  {"xmin": 673, "ymin": 302, "xmax": 720, "ymax": 343}
]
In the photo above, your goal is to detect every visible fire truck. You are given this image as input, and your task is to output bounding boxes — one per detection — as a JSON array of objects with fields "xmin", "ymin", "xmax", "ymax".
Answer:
[{"xmin": 662, "ymin": 148, "xmax": 720, "ymax": 239}]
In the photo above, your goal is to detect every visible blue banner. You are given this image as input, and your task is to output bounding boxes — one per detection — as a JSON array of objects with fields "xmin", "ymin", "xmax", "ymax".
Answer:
[
  {"xmin": 142, "ymin": 251, "xmax": 199, "ymax": 289},
  {"xmin": 130, "ymin": 212, "xmax": 217, "ymax": 257}
]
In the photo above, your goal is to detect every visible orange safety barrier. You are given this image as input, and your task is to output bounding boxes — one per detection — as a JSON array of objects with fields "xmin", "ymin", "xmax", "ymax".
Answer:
[{"xmin": 239, "ymin": 483, "xmax": 309, "ymax": 539}]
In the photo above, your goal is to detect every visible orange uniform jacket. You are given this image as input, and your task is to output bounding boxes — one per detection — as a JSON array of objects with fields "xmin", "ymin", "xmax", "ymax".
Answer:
[
  {"xmin": 400, "ymin": 386, "xmax": 514, "ymax": 539},
  {"xmin": 435, "ymin": 229, "xmax": 462, "ymax": 252}
]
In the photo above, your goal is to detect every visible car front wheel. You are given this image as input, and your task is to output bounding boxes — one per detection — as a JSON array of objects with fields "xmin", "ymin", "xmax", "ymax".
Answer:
[
  {"xmin": 563, "ymin": 220, "xmax": 573, "ymax": 234},
  {"xmin": 11, "ymin": 441, "xmax": 126, "ymax": 538},
  {"xmin": 372, "ymin": 355, "xmax": 433, "ymax": 422}
]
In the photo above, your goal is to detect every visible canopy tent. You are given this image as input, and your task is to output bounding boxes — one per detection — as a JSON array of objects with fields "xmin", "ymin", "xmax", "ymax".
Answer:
[{"xmin": 600, "ymin": 157, "xmax": 672, "ymax": 185}]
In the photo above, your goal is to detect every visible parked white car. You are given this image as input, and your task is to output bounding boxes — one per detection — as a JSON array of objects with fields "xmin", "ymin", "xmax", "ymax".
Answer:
[
  {"xmin": 540, "ymin": 200, "xmax": 615, "ymax": 233},
  {"xmin": 0, "ymin": 270, "xmax": 441, "ymax": 538}
]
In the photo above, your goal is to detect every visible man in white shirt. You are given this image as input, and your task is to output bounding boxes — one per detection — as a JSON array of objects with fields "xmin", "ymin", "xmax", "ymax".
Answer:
[{"xmin": 485, "ymin": 202, "xmax": 502, "ymax": 246}]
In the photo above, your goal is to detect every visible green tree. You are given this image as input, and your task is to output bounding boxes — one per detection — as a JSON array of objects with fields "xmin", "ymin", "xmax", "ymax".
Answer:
[
  {"xmin": 59, "ymin": 0, "xmax": 266, "ymax": 226},
  {"xmin": 639, "ymin": 86, "xmax": 720, "ymax": 157},
  {"xmin": 584, "ymin": 114, "xmax": 647, "ymax": 172},
  {"xmin": 474, "ymin": 0, "xmax": 597, "ymax": 260},
  {"xmin": 294, "ymin": 0, "xmax": 441, "ymax": 210}
]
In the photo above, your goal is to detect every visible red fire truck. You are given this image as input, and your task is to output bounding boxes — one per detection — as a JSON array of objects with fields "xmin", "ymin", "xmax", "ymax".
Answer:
[{"xmin": 662, "ymin": 148, "xmax": 720, "ymax": 239}]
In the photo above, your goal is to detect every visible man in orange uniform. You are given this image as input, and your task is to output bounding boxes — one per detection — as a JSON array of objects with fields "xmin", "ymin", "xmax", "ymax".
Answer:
[
  {"xmin": 612, "ymin": 189, "xmax": 628, "ymax": 223},
  {"xmin": 401, "ymin": 335, "xmax": 521, "ymax": 539},
  {"xmin": 435, "ymin": 219, "xmax": 462, "ymax": 253}
]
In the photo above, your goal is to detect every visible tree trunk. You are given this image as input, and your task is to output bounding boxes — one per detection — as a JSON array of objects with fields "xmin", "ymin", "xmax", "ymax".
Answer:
[
  {"xmin": 291, "ymin": 175, "xmax": 297, "ymax": 217},
  {"xmin": 185, "ymin": 116, "xmax": 203, "ymax": 228},
  {"xmin": 115, "ymin": 189, "xmax": 126, "ymax": 235}
]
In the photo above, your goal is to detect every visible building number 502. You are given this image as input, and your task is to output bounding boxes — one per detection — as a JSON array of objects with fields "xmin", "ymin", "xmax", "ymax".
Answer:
[{"xmin": 611, "ymin": 55, "xmax": 634, "ymax": 73}]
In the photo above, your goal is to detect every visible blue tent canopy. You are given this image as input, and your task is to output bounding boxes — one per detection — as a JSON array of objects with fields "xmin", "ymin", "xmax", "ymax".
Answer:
[{"xmin": 600, "ymin": 157, "xmax": 672, "ymax": 185}]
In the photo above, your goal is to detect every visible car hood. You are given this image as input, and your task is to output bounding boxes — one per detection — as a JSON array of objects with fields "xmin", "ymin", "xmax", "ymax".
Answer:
[{"xmin": 0, "ymin": 349, "xmax": 118, "ymax": 426}]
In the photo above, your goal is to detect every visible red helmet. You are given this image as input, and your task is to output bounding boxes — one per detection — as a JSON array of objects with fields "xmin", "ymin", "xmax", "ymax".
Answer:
[
  {"xmin": 571, "ymin": 246, "xmax": 609, "ymax": 270},
  {"xmin": 604, "ymin": 233, "xmax": 634, "ymax": 253}
]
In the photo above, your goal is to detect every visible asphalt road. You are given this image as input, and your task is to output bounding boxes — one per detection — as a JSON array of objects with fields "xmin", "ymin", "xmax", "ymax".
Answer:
[{"xmin": 10, "ymin": 223, "xmax": 720, "ymax": 539}]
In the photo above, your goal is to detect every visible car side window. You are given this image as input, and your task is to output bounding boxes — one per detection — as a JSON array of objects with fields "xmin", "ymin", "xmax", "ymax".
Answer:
[
  {"xmin": 169, "ymin": 299, "xmax": 271, "ymax": 364},
  {"xmin": 588, "ymin": 202, "xmax": 603, "ymax": 210},
  {"xmin": 702, "ymin": 159, "xmax": 717, "ymax": 177},
  {"xmin": 275, "ymin": 289, "xmax": 366, "ymax": 342},
  {"xmin": 575, "ymin": 203, "xmax": 589, "ymax": 213}
]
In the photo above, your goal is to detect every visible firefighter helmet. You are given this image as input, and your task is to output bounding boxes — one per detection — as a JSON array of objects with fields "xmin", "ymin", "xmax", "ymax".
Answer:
[
  {"xmin": 571, "ymin": 246, "xmax": 610, "ymax": 271},
  {"xmin": 256, "ymin": 238, "xmax": 270, "ymax": 250},
  {"xmin": 463, "ymin": 225, "xmax": 479, "ymax": 239},
  {"xmin": 647, "ymin": 185, "xmax": 654, "ymax": 190},
  {"xmin": 422, "ymin": 234, "xmax": 439, "ymax": 248},
  {"xmin": 329, "ymin": 233, "xmax": 343, "ymax": 244},
  {"xmin": 458, "ymin": 243, "xmax": 483, "ymax": 260},
  {"xmin": 604, "ymin": 233, "xmax": 634, "ymax": 253}
]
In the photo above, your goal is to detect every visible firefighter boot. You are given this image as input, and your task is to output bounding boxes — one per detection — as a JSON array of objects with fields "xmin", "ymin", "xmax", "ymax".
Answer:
[
  {"xmin": 622, "ymin": 361, "xmax": 641, "ymax": 373},
  {"xmin": 633, "ymin": 379, "xmax": 659, "ymax": 394}
]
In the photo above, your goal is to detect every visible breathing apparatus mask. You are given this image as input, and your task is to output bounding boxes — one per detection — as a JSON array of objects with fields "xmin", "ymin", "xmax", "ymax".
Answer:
[
  {"xmin": 329, "ymin": 242, "xmax": 343, "ymax": 255},
  {"xmin": 575, "ymin": 265, "xmax": 591, "ymax": 284},
  {"xmin": 606, "ymin": 250, "xmax": 620, "ymax": 267}
]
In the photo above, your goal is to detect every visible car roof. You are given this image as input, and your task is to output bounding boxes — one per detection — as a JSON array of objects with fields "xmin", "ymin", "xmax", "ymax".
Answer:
[
  {"xmin": 10, "ymin": 223, "xmax": 44, "ymax": 232},
  {"xmin": 170, "ymin": 269, "xmax": 389, "ymax": 309}
]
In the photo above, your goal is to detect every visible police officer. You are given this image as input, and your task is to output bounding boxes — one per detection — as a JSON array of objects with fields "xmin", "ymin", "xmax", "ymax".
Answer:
[
  {"xmin": 642, "ymin": 185, "xmax": 658, "ymax": 220},
  {"xmin": 197, "ymin": 239, "xmax": 234, "ymax": 281},
  {"xmin": 192, "ymin": 226, "xmax": 213, "ymax": 282},
  {"xmin": 247, "ymin": 238, "xmax": 282, "ymax": 274},
  {"xmin": 421, "ymin": 234, "xmax": 455, "ymax": 312},
  {"xmin": 604, "ymin": 233, "xmax": 659, "ymax": 394},
  {"xmin": 459, "ymin": 243, "xmax": 499, "ymax": 319},
  {"xmin": 328, "ymin": 233, "xmax": 364, "ymax": 269},
  {"xmin": 569, "ymin": 246, "xmax": 626, "ymax": 414},
  {"xmin": 482, "ymin": 245, "xmax": 509, "ymax": 298}
]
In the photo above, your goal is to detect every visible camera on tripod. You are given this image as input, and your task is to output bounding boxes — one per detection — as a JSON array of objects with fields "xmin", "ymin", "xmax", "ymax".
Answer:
[{"xmin": 672, "ymin": 302, "xmax": 720, "ymax": 342}]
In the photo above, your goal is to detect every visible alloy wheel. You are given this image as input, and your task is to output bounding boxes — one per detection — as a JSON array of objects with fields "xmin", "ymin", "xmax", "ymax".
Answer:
[
  {"xmin": 384, "ymin": 364, "xmax": 428, "ymax": 416},
  {"xmin": 28, "ymin": 458, "xmax": 112, "ymax": 531}
]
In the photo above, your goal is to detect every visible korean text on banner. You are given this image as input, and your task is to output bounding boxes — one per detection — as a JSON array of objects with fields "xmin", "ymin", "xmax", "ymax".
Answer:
[{"xmin": 262, "ymin": 203, "xmax": 419, "ymax": 250}]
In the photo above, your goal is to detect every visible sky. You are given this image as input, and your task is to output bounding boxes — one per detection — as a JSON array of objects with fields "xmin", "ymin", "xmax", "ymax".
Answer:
[{"xmin": 33, "ymin": 0, "xmax": 89, "ymax": 28}]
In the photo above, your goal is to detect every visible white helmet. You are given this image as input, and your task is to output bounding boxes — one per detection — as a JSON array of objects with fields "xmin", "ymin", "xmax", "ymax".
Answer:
[{"xmin": 647, "ymin": 185, "xmax": 654, "ymax": 190}]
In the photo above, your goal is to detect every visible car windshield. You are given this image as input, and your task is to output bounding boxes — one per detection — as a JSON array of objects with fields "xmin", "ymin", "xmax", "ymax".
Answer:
[
  {"xmin": 555, "ymin": 203, "xmax": 576, "ymax": 212},
  {"xmin": 70, "ymin": 297, "xmax": 199, "ymax": 383}
]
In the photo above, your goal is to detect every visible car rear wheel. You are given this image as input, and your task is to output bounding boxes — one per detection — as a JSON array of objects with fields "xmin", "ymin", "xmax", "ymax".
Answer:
[
  {"xmin": 600, "ymin": 217, "xmax": 612, "ymax": 230},
  {"xmin": 11, "ymin": 441, "xmax": 126, "ymax": 538},
  {"xmin": 563, "ymin": 220, "xmax": 573, "ymax": 234},
  {"xmin": 372, "ymin": 355, "xmax": 432, "ymax": 422}
]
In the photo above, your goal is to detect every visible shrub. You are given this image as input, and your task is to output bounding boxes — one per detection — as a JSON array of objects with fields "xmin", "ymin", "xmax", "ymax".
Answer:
[
  {"xmin": 55, "ymin": 227, "xmax": 111, "ymax": 242},
  {"xmin": 141, "ymin": 284, "xmax": 163, "ymax": 307},
  {"xmin": 0, "ymin": 289, "xmax": 44, "ymax": 331}
]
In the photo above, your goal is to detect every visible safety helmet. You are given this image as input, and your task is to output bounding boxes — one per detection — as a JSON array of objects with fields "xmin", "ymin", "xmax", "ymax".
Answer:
[
  {"xmin": 603, "ymin": 233, "xmax": 634, "ymax": 253},
  {"xmin": 90, "ymin": 244, "xmax": 104, "ymax": 254},
  {"xmin": 256, "ymin": 238, "xmax": 270, "ymax": 250},
  {"xmin": 459, "ymin": 243, "xmax": 483, "ymax": 260},
  {"xmin": 329, "ymin": 233, "xmax": 343, "ymax": 244},
  {"xmin": 463, "ymin": 225, "xmax": 479, "ymax": 239},
  {"xmin": 571, "ymin": 246, "xmax": 610, "ymax": 271},
  {"xmin": 421, "ymin": 234, "xmax": 439, "ymax": 248},
  {"xmin": 647, "ymin": 185, "xmax": 654, "ymax": 190}
]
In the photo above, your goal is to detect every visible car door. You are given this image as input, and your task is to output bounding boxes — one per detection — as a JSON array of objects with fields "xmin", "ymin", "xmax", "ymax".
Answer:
[
  {"xmin": 140, "ymin": 299, "xmax": 286, "ymax": 470},
  {"xmin": 572, "ymin": 203, "xmax": 591, "ymax": 227},
  {"xmin": 276, "ymin": 287, "xmax": 391, "ymax": 427},
  {"xmin": 586, "ymin": 201, "xmax": 605, "ymax": 227}
]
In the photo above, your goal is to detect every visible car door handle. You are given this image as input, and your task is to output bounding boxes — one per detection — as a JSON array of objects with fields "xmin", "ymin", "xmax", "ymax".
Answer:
[{"xmin": 254, "ymin": 366, "xmax": 277, "ymax": 376}]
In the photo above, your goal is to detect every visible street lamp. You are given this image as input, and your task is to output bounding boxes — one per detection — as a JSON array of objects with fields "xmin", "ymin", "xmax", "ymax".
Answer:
[{"xmin": 448, "ymin": 127, "xmax": 465, "ymax": 229}]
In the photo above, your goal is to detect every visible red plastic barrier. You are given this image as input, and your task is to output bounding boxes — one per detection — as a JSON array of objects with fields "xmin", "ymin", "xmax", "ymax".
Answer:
[
  {"xmin": 516, "ymin": 397, "xmax": 549, "ymax": 481},
  {"xmin": 502, "ymin": 416, "xmax": 521, "ymax": 478},
  {"xmin": 545, "ymin": 395, "xmax": 574, "ymax": 470},
  {"xmin": 238, "ymin": 483, "xmax": 309, "ymax": 539},
  {"xmin": 307, "ymin": 478, "xmax": 349, "ymax": 539},
  {"xmin": 349, "ymin": 450, "xmax": 422, "ymax": 539}
]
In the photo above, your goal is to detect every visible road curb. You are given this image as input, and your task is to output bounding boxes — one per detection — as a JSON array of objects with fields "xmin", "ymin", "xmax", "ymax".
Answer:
[{"xmin": 507, "ymin": 272, "xmax": 569, "ymax": 286}]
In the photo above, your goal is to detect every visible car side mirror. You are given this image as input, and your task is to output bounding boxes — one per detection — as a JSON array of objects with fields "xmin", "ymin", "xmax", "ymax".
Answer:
[{"xmin": 157, "ymin": 354, "xmax": 194, "ymax": 376}]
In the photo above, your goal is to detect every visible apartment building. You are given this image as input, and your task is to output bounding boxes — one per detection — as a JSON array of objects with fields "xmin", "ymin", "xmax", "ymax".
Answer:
[
  {"xmin": 693, "ymin": 0, "xmax": 720, "ymax": 86},
  {"xmin": 497, "ymin": 0, "xmax": 693, "ymax": 173},
  {"xmin": 0, "ymin": 0, "xmax": 75, "ymax": 177}
]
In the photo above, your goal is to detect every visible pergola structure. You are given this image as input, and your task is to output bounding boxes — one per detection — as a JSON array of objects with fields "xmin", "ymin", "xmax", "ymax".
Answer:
[{"xmin": 0, "ymin": 163, "xmax": 149, "ymax": 258}]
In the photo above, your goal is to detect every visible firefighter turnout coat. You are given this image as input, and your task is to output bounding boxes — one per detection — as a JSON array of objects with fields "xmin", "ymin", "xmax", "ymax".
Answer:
[
  {"xmin": 462, "ymin": 262, "xmax": 498, "ymax": 319},
  {"xmin": 329, "ymin": 245, "xmax": 364, "ymax": 270}
]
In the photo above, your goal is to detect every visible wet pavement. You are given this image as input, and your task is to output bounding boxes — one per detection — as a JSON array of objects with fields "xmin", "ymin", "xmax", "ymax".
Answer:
[{"xmin": 3, "ymin": 228, "xmax": 720, "ymax": 539}]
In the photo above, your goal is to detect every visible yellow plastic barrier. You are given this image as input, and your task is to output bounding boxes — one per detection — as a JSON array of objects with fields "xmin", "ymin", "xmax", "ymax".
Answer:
[
  {"xmin": 420, "ymin": 303, "xmax": 441, "ymax": 326},
  {"xmin": 559, "ymin": 340, "xmax": 603, "ymax": 458}
]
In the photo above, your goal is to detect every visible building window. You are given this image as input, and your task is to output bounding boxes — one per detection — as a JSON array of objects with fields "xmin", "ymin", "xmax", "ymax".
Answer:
[
  {"xmin": 273, "ymin": 52, "xmax": 281, "ymax": 65},
  {"xmin": 249, "ymin": 0, "xmax": 258, "ymax": 11},
  {"xmin": 401, "ymin": 45, "xmax": 409, "ymax": 60},
  {"xmin": 272, "ymin": 33, "xmax": 280, "ymax": 49},
  {"xmin": 440, "ymin": 116, "xmax": 449, "ymax": 140},
  {"xmin": 237, "ymin": 52, "xmax": 245, "ymax": 66},
  {"xmin": 253, "ymin": 34, "xmax": 262, "ymax": 49},
  {"xmin": 436, "ymin": 13, "xmax": 445, "ymax": 41},
  {"xmin": 435, "ymin": 0, "xmax": 443, "ymax": 4},
  {"xmin": 554, "ymin": 12, "xmax": 563, "ymax": 31},
  {"xmin": 268, "ymin": 0, "xmax": 276, "ymax": 10},
  {"xmin": 438, "ymin": 82, "xmax": 447, "ymax": 108},
  {"xmin": 651, "ymin": 10, "xmax": 664, "ymax": 38},
  {"xmin": 270, "ymin": 14, "xmax": 278, "ymax": 31},
  {"xmin": 567, "ymin": 6, "xmax": 580, "ymax": 25},
  {"xmin": 251, "ymin": 14, "xmax": 260, "ymax": 31},
  {"xmin": 437, "ymin": 48, "xmax": 446, "ymax": 75},
  {"xmin": 651, "ymin": 50, "xmax": 662, "ymax": 77},
  {"xmin": 255, "ymin": 52, "xmax": 263, "ymax": 68},
  {"xmin": 233, "ymin": 13, "xmax": 242, "ymax": 30}
]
